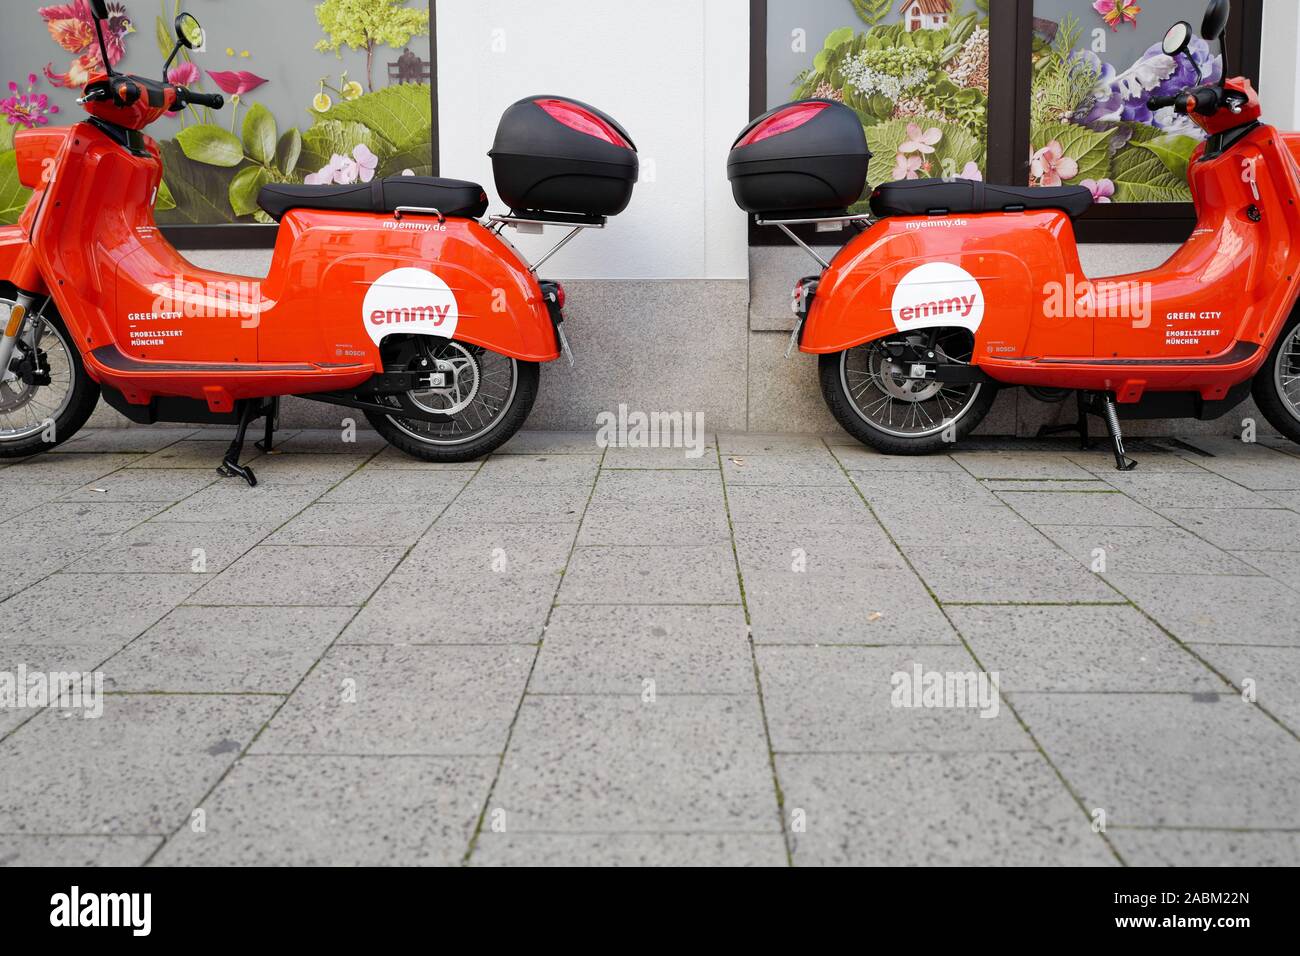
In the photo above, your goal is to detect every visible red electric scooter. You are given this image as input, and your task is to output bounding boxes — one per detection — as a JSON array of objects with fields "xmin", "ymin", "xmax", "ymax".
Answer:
[
  {"xmin": 0, "ymin": 2, "xmax": 638, "ymax": 484},
  {"xmin": 729, "ymin": 0, "xmax": 1300, "ymax": 470}
]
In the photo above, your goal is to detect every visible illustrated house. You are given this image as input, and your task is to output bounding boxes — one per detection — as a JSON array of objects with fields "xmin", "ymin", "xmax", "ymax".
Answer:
[{"xmin": 899, "ymin": 0, "xmax": 952, "ymax": 32}]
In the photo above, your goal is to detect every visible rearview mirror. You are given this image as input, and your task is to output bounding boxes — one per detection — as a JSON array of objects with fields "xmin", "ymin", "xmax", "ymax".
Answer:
[
  {"xmin": 175, "ymin": 13, "xmax": 205, "ymax": 51},
  {"xmin": 1161, "ymin": 21, "xmax": 1192, "ymax": 58},
  {"xmin": 1202, "ymin": 0, "xmax": 1230, "ymax": 42},
  {"xmin": 88, "ymin": 0, "xmax": 109, "ymax": 18}
]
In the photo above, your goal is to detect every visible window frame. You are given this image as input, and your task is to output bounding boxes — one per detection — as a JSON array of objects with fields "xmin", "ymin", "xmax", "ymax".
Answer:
[{"xmin": 747, "ymin": 0, "xmax": 1264, "ymax": 247}]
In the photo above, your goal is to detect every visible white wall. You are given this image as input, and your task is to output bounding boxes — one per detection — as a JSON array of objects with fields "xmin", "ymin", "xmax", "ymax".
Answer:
[
  {"xmin": 1261, "ymin": 0, "xmax": 1300, "ymax": 129},
  {"xmin": 437, "ymin": 0, "xmax": 750, "ymax": 280}
]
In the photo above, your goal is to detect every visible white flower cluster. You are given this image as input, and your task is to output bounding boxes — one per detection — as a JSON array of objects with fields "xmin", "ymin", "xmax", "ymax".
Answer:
[{"xmin": 842, "ymin": 50, "xmax": 931, "ymax": 101}]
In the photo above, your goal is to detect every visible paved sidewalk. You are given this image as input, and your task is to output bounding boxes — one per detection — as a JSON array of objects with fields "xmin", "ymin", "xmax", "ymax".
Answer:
[{"xmin": 2, "ymin": 426, "xmax": 1300, "ymax": 866}]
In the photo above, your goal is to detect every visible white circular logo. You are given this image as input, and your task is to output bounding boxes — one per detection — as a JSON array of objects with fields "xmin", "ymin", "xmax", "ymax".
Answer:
[
  {"xmin": 362, "ymin": 267, "xmax": 459, "ymax": 346},
  {"xmin": 891, "ymin": 262, "xmax": 985, "ymax": 334}
]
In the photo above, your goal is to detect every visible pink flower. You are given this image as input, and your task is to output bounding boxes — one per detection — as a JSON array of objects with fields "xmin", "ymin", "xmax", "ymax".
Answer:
[
  {"xmin": 1, "ymin": 73, "xmax": 59, "ymax": 129},
  {"xmin": 1093, "ymin": 0, "xmax": 1141, "ymax": 32},
  {"xmin": 166, "ymin": 62, "xmax": 201, "ymax": 113},
  {"xmin": 352, "ymin": 144, "xmax": 379, "ymax": 183},
  {"xmin": 959, "ymin": 161, "xmax": 982, "ymax": 182},
  {"xmin": 899, "ymin": 123, "xmax": 942, "ymax": 155},
  {"xmin": 167, "ymin": 62, "xmax": 200, "ymax": 86},
  {"xmin": 206, "ymin": 70, "xmax": 268, "ymax": 97},
  {"xmin": 1080, "ymin": 178, "xmax": 1115, "ymax": 203},
  {"xmin": 304, "ymin": 154, "xmax": 349, "ymax": 186},
  {"xmin": 1030, "ymin": 141, "xmax": 1079, "ymax": 187},
  {"xmin": 303, "ymin": 145, "xmax": 380, "ymax": 186},
  {"xmin": 892, "ymin": 152, "xmax": 924, "ymax": 181}
]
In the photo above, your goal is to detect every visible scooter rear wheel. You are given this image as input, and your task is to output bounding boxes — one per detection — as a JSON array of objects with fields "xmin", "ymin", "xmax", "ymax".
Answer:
[
  {"xmin": 364, "ymin": 339, "xmax": 540, "ymax": 462},
  {"xmin": 0, "ymin": 302, "xmax": 101, "ymax": 459},
  {"xmin": 819, "ymin": 329, "xmax": 996, "ymax": 456},
  {"xmin": 1251, "ymin": 309, "xmax": 1300, "ymax": 445}
]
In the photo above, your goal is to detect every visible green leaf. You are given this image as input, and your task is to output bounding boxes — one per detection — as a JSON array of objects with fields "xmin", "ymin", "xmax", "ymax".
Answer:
[
  {"xmin": 0, "ymin": 122, "xmax": 13, "ymax": 152},
  {"xmin": 0, "ymin": 150, "xmax": 32, "ymax": 226},
  {"xmin": 276, "ymin": 128, "xmax": 302, "ymax": 177},
  {"xmin": 824, "ymin": 26, "xmax": 855, "ymax": 51},
  {"xmin": 312, "ymin": 83, "xmax": 431, "ymax": 152},
  {"xmin": 241, "ymin": 103, "xmax": 277, "ymax": 167},
  {"xmin": 299, "ymin": 120, "xmax": 389, "ymax": 177},
  {"xmin": 155, "ymin": 16, "xmax": 173, "ymax": 59},
  {"xmin": 229, "ymin": 165, "xmax": 272, "ymax": 218},
  {"xmin": 1031, "ymin": 120, "xmax": 1114, "ymax": 184},
  {"xmin": 377, "ymin": 143, "xmax": 433, "ymax": 179},
  {"xmin": 154, "ymin": 177, "xmax": 176, "ymax": 212},
  {"xmin": 1136, "ymin": 132, "xmax": 1199, "ymax": 184},
  {"xmin": 154, "ymin": 139, "xmax": 239, "ymax": 224},
  {"xmin": 175, "ymin": 124, "xmax": 245, "ymax": 167},
  {"xmin": 1112, "ymin": 143, "xmax": 1192, "ymax": 202}
]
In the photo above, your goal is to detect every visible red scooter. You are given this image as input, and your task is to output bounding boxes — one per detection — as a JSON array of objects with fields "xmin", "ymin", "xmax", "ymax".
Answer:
[
  {"xmin": 729, "ymin": 0, "xmax": 1299, "ymax": 470},
  {"xmin": 0, "ymin": 2, "xmax": 638, "ymax": 483}
]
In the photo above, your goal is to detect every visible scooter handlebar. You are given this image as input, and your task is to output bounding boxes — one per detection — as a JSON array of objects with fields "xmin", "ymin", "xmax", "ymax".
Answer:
[
  {"xmin": 174, "ymin": 87, "xmax": 224, "ymax": 110},
  {"xmin": 1147, "ymin": 93, "xmax": 1181, "ymax": 111}
]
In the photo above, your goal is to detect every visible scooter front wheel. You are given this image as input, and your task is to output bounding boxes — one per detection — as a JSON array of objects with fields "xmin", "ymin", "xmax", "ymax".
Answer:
[
  {"xmin": 364, "ymin": 339, "xmax": 540, "ymax": 462},
  {"xmin": 819, "ymin": 330, "xmax": 996, "ymax": 456},
  {"xmin": 0, "ymin": 302, "xmax": 101, "ymax": 458},
  {"xmin": 1251, "ymin": 308, "xmax": 1300, "ymax": 445}
]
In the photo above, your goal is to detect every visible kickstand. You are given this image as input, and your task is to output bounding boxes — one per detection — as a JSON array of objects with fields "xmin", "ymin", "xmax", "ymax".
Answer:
[
  {"xmin": 217, "ymin": 401, "xmax": 259, "ymax": 487},
  {"xmin": 1037, "ymin": 391, "xmax": 1093, "ymax": 450},
  {"xmin": 1101, "ymin": 394, "xmax": 1139, "ymax": 472},
  {"xmin": 255, "ymin": 396, "xmax": 279, "ymax": 453}
]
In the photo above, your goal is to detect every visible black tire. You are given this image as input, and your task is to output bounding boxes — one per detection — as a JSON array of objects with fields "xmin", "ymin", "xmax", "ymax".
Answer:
[
  {"xmin": 365, "ymin": 359, "xmax": 540, "ymax": 463},
  {"xmin": 819, "ymin": 338, "xmax": 997, "ymax": 456},
  {"xmin": 0, "ymin": 309, "xmax": 101, "ymax": 459},
  {"xmin": 1251, "ymin": 308, "xmax": 1300, "ymax": 444}
]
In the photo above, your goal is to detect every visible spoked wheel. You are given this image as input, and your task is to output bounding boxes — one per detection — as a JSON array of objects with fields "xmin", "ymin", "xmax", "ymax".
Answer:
[
  {"xmin": 364, "ymin": 336, "xmax": 539, "ymax": 462},
  {"xmin": 1252, "ymin": 309, "xmax": 1300, "ymax": 445},
  {"xmin": 819, "ymin": 327, "xmax": 996, "ymax": 455},
  {"xmin": 0, "ymin": 301, "xmax": 100, "ymax": 458}
]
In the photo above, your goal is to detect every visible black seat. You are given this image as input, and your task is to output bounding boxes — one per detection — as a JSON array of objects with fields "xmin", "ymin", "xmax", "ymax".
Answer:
[
  {"xmin": 256, "ymin": 176, "xmax": 489, "ymax": 222},
  {"xmin": 869, "ymin": 179, "xmax": 1093, "ymax": 220}
]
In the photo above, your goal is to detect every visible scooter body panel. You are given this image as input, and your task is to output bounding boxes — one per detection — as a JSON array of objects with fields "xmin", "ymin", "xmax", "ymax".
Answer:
[
  {"xmin": 7, "ymin": 121, "xmax": 560, "ymax": 411},
  {"xmin": 801, "ymin": 123, "xmax": 1300, "ymax": 403}
]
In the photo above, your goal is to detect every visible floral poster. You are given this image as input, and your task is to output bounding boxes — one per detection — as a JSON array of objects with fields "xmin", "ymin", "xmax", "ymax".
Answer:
[
  {"xmin": 1029, "ymin": 0, "xmax": 1219, "ymax": 202},
  {"xmin": 769, "ymin": 0, "xmax": 992, "ymax": 211},
  {"xmin": 0, "ymin": 0, "xmax": 433, "ymax": 226}
]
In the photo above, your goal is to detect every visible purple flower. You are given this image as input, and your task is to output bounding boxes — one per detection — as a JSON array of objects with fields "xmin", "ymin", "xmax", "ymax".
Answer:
[{"xmin": 1075, "ymin": 37, "xmax": 1222, "ymax": 133}]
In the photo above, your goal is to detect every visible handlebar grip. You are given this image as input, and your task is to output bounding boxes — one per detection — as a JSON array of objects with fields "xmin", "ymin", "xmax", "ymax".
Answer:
[
  {"xmin": 178, "ymin": 89, "xmax": 224, "ymax": 110},
  {"xmin": 1147, "ymin": 94, "xmax": 1179, "ymax": 111}
]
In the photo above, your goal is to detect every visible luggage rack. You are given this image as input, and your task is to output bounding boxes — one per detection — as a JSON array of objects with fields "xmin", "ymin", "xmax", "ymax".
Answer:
[
  {"xmin": 488, "ymin": 211, "xmax": 607, "ymax": 273},
  {"xmin": 754, "ymin": 212, "xmax": 873, "ymax": 269}
]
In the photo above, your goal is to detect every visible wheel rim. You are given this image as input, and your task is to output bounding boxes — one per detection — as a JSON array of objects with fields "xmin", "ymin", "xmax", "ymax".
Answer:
[
  {"xmin": 839, "ymin": 330, "xmax": 983, "ymax": 439},
  {"xmin": 0, "ymin": 305, "xmax": 75, "ymax": 443},
  {"xmin": 387, "ymin": 341, "xmax": 519, "ymax": 447},
  {"xmin": 1274, "ymin": 323, "xmax": 1300, "ymax": 425}
]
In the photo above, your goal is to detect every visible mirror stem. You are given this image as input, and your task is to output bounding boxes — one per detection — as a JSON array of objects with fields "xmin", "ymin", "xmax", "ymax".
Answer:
[
  {"xmin": 163, "ymin": 44, "xmax": 182, "ymax": 80},
  {"xmin": 92, "ymin": 14, "xmax": 114, "ymax": 78}
]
